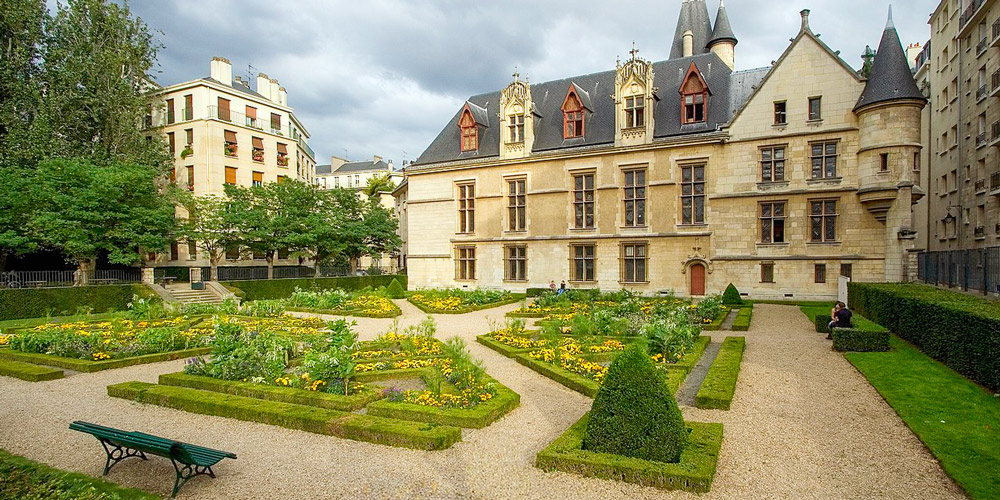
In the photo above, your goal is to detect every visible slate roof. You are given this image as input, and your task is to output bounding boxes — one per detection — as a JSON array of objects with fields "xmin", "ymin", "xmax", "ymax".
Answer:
[
  {"xmin": 316, "ymin": 164, "xmax": 333, "ymax": 175},
  {"xmin": 854, "ymin": 8, "xmax": 925, "ymax": 111},
  {"xmin": 414, "ymin": 52, "xmax": 768, "ymax": 167},
  {"xmin": 708, "ymin": 1, "xmax": 737, "ymax": 47},
  {"xmin": 336, "ymin": 160, "xmax": 392, "ymax": 173},
  {"xmin": 670, "ymin": 0, "xmax": 713, "ymax": 59}
]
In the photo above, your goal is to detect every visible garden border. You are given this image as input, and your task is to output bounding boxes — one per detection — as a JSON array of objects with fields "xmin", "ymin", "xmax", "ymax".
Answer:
[
  {"xmin": 285, "ymin": 305, "xmax": 401, "ymax": 319},
  {"xmin": 365, "ymin": 376, "xmax": 520, "ymax": 428},
  {"xmin": 695, "ymin": 336, "xmax": 746, "ymax": 410},
  {"xmin": 407, "ymin": 294, "xmax": 525, "ymax": 314},
  {"xmin": 536, "ymin": 413, "xmax": 723, "ymax": 493},
  {"xmin": 0, "ymin": 448, "xmax": 160, "ymax": 499},
  {"xmin": 158, "ymin": 372, "xmax": 383, "ymax": 411},
  {"xmin": 0, "ymin": 359, "xmax": 64, "ymax": 382},
  {"xmin": 731, "ymin": 306, "xmax": 753, "ymax": 332},
  {"xmin": 0, "ymin": 347, "xmax": 211, "ymax": 373}
]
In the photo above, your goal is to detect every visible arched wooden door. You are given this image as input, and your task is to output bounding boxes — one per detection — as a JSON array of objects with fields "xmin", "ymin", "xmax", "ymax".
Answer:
[{"xmin": 690, "ymin": 263, "xmax": 706, "ymax": 296}]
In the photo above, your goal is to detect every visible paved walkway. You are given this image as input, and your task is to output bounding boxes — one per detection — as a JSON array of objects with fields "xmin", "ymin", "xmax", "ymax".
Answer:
[{"xmin": 0, "ymin": 303, "xmax": 965, "ymax": 499}]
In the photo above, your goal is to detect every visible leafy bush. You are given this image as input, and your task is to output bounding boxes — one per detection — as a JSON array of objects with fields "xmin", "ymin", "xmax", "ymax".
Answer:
[
  {"xmin": 0, "ymin": 284, "xmax": 158, "ymax": 321},
  {"xmin": 848, "ymin": 282, "xmax": 1000, "ymax": 391},
  {"xmin": 694, "ymin": 294, "xmax": 724, "ymax": 323},
  {"xmin": 185, "ymin": 321, "xmax": 290, "ymax": 382},
  {"xmin": 831, "ymin": 328, "xmax": 890, "ymax": 352},
  {"xmin": 583, "ymin": 343, "xmax": 688, "ymax": 462},
  {"xmin": 11, "ymin": 319, "xmax": 205, "ymax": 361},
  {"xmin": 221, "ymin": 275, "xmax": 406, "ymax": 301},
  {"xmin": 722, "ymin": 283, "xmax": 743, "ymax": 305},
  {"xmin": 643, "ymin": 308, "xmax": 699, "ymax": 363},
  {"xmin": 386, "ymin": 279, "xmax": 405, "ymax": 299},
  {"xmin": 570, "ymin": 313, "xmax": 598, "ymax": 336}
]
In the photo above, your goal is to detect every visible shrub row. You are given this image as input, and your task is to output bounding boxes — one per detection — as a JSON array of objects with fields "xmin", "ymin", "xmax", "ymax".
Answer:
[
  {"xmin": 731, "ymin": 307, "xmax": 753, "ymax": 332},
  {"xmin": 0, "ymin": 448, "xmax": 160, "ymax": 500},
  {"xmin": 695, "ymin": 337, "xmax": 746, "ymax": 410},
  {"xmin": 158, "ymin": 372, "xmax": 382, "ymax": 411},
  {"xmin": 0, "ymin": 359, "xmax": 64, "ymax": 382},
  {"xmin": 0, "ymin": 347, "xmax": 211, "ymax": 373},
  {"xmin": 108, "ymin": 381, "xmax": 461, "ymax": 450},
  {"xmin": 848, "ymin": 282, "xmax": 1000, "ymax": 391},
  {"xmin": 406, "ymin": 294, "xmax": 524, "ymax": 314},
  {"xmin": 0, "ymin": 284, "xmax": 158, "ymax": 321},
  {"xmin": 366, "ymin": 376, "xmax": 520, "ymax": 429},
  {"xmin": 831, "ymin": 328, "xmax": 890, "ymax": 352},
  {"xmin": 526, "ymin": 287, "xmax": 549, "ymax": 297},
  {"xmin": 221, "ymin": 275, "xmax": 407, "ymax": 301},
  {"xmin": 535, "ymin": 413, "xmax": 723, "ymax": 493}
]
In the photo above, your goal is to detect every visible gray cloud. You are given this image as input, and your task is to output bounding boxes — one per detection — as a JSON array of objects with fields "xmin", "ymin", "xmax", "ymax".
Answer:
[{"xmin": 121, "ymin": 0, "xmax": 936, "ymax": 165}]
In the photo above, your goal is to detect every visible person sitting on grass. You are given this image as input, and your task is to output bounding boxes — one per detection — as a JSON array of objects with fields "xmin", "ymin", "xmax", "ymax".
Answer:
[{"xmin": 827, "ymin": 301, "xmax": 853, "ymax": 338}]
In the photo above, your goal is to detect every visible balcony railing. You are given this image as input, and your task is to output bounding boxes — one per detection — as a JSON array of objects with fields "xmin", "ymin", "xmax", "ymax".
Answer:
[
  {"xmin": 976, "ymin": 178, "xmax": 987, "ymax": 192},
  {"xmin": 977, "ymin": 37, "xmax": 989, "ymax": 55},
  {"xmin": 994, "ymin": 19, "xmax": 1000, "ymax": 46},
  {"xmin": 977, "ymin": 84, "xmax": 989, "ymax": 101},
  {"xmin": 977, "ymin": 132, "xmax": 988, "ymax": 148},
  {"xmin": 960, "ymin": 0, "xmax": 988, "ymax": 31},
  {"xmin": 991, "ymin": 171, "xmax": 1000, "ymax": 194},
  {"xmin": 975, "ymin": 226, "xmax": 987, "ymax": 238},
  {"xmin": 206, "ymin": 105, "xmax": 287, "ymax": 136}
]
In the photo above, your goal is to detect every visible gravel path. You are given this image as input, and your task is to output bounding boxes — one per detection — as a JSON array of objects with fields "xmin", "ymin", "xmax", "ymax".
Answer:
[{"xmin": 0, "ymin": 303, "xmax": 965, "ymax": 499}]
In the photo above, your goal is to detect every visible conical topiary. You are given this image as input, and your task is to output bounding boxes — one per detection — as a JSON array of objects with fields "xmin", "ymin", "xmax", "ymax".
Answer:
[
  {"xmin": 582, "ymin": 343, "xmax": 688, "ymax": 463},
  {"xmin": 386, "ymin": 278, "xmax": 405, "ymax": 299},
  {"xmin": 722, "ymin": 283, "xmax": 743, "ymax": 305}
]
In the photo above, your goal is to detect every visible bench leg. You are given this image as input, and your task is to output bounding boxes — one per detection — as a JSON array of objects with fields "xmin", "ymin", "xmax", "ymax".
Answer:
[
  {"xmin": 170, "ymin": 460, "xmax": 214, "ymax": 498},
  {"xmin": 98, "ymin": 439, "xmax": 147, "ymax": 476}
]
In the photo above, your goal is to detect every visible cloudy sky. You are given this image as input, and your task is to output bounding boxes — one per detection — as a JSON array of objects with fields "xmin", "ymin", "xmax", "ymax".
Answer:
[{"xmin": 123, "ymin": 0, "xmax": 937, "ymax": 166}]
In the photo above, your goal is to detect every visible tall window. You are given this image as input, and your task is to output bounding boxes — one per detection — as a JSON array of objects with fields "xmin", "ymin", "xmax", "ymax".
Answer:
[
  {"xmin": 680, "ymin": 164, "xmax": 706, "ymax": 224},
  {"xmin": 810, "ymin": 141, "xmax": 839, "ymax": 179},
  {"xmin": 459, "ymin": 109, "xmax": 478, "ymax": 151},
  {"xmin": 761, "ymin": 263, "xmax": 774, "ymax": 283},
  {"xmin": 814, "ymin": 264, "xmax": 826, "ymax": 283},
  {"xmin": 224, "ymin": 130, "xmax": 238, "ymax": 157},
  {"xmin": 277, "ymin": 143, "xmax": 288, "ymax": 167},
  {"xmin": 563, "ymin": 89, "xmax": 584, "ymax": 138},
  {"xmin": 572, "ymin": 244, "xmax": 596, "ymax": 281},
  {"xmin": 252, "ymin": 137, "xmax": 265, "ymax": 163},
  {"xmin": 840, "ymin": 263, "xmax": 853, "ymax": 279},
  {"xmin": 165, "ymin": 99, "xmax": 175, "ymax": 124},
  {"xmin": 245, "ymin": 105, "xmax": 257, "ymax": 127},
  {"xmin": 810, "ymin": 200, "xmax": 838, "ymax": 242},
  {"xmin": 505, "ymin": 246, "xmax": 526, "ymax": 281},
  {"xmin": 187, "ymin": 241, "xmax": 197, "ymax": 260},
  {"xmin": 624, "ymin": 96, "xmax": 644, "ymax": 128},
  {"xmin": 880, "ymin": 153, "xmax": 889, "ymax": 172},
  {"xmin": 217, "ymin": 97, "xmax": 231, "ymax": 121},
  {"xmin": 458, "ymin": 183, "xmax": 475, "ymax": 233},
  {"xmin": 508, "ymin": 114, "xmax": 524, "ymax": 143},
  {"xmin": 252, "ymin": 171, "xmax": 263, "ymax": 187},
  {"xmin": 621, "ymin": 243, "xmax": 647, "ymax": 283},
  {"xmin": 759, "ymin": 202, "xmax": 786, "ymax": 243},
  {"xmin": 183, "ymin": 94, "xmax": 193, "ymax": 120},
  {"xmin": 184, "ymin": 128, "xmax": 193, "ymax": 148},
  {"xmin": 774, "ymin": 101, "xmax": 787, "ymax": 125},
  {"xmin": 761, "ymin": 146, "xmax": 785, "ymax": 182},
  {"xmin": 507, "ymin": 178, "xmax": 526, "ymax": 231},
  {"xmin": 167, "ymin": 132, "xmax": 175, "ymax": 155},
  {"xmin": 623, "ymin": 169, "xmax": 646, "ymax": 226},
  {"xmin": 224, "ymin": 166, "xmax": 237, "ymax": 186},
  {"xmin": 681, "ymin": 63, "xmax": 708, "ymax": 124},
  {"xmin": 808, "ymin": 96, "xmax": 822, "ymax": 120},
  {"xmin": 186, "ymin": 166, "xmax": 194, "ymax": 191},
  {"xmin": 456, "ymin": 246, "xmax": 476, "ymax": 280},
  {"xmin": 270, "ymin": 113, "xmax": 281, "ymax": 133},
  {"xmin": 573, "ymin": 173, "xmax": 595, "ymax": 228},
  {"xmin": 170, "ymin": 242, "xmax": 179, "ymax": 261}
]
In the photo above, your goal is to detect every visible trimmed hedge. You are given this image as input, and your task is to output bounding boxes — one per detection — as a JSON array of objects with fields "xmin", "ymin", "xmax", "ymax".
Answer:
[
  {"xmin": 366, "ymin": 376, "xmax": 520, "ymax": 428},
  {"xmin": 848, "ymin": 282, "xmax": 1000, "ymax": 391},
  {"xmin": 0, "ymin": 284, "xmax": 158, "ymax": 321},
  {"xmin": 695, "ymin": 336, "xmax": 746, "ymax": 410},
  {"xmin": 813, "ymin": 314, "xmax": 887, "ymax": 334},
  {"xmin": 0, "ymin": 347, "xmax": 211, "ymax": 373},
  {"xmin": 158, "ymin": 372, "xmax": 383, "ymax": 411},
  {"xmin": 108, "ymin": 381, "xmax": 461, "ymax": 450},
  {"xmin": 831, "ymin": 328, "xmax": 890, "ymax": 352},
  {"xmin": 221, "ymin": 275, "xmax": 407, "ymax": 301},
  {"xmin": 386, "ymin": 279, "xmax": 405, "ymax": 299},
  {"xmin": 407, "ymin": 294, "xmax": 525, "ymax": 314},
  {"xmin": 0, "ymin": 359, "xmax": 64, "ymax": 382},
  {"xmin": 476, "ymin": 334, "xmax": 540, "ymax": 358},
  {"xmin": 700, "ymin": 309, "xmax": 729, "ymax": 331},
  {"xmin": 722, "ymin": 283, "xmax": 743, "ymax": 305},
  {"xmin": 536, "ymin": 413, "xmax": 723, "ymax": 493},
  {"xmin": 0, "ymin": 448, "xmax": 160, "ymax": 500},
  {"xmin": 731, "ymin": 307, "xmax": 753, "ymax": 331}
]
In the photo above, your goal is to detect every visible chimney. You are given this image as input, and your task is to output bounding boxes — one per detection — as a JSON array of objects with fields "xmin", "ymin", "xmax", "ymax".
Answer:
[
  {"xmin": 256, "ymin": 73, "xmax": 271, "ymax": 100},
  {"xmin": 269, "ymin": 78, "xmax": 280, "ymax": 104},
  {"xmin": 387, "ymin": 159, "xmax": 394, "ymax": 170},
  {"xmin": 278, "ymin": 86, "xmax": 287, "ymax": 106},
  {"xmin": 330, "ymin": 155, "xmax": 347, "ymax": 170},
  {"xmin": 210, "ymin": 57, "xmax": 232, "ymax": 85},
  {"xmin": 682, "ymin": 30, "xmax": 694, "ymax": 57},
  {"xmin": 800, "ymin": 9, "xmax": 811, "ymax": 34}
]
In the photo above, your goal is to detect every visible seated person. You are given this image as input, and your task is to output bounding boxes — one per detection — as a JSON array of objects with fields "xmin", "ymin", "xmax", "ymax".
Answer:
[{"xmin": 827, "ymin": 301, "xmax": 853, "ymax": 337}]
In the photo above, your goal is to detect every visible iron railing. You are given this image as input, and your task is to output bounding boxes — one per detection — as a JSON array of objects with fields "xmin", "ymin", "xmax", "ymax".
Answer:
[
  {"xmin": 917, "ymin": 247, "xmax": 1000, "ymax": 294},
  {"xmin": 215, "ymin": 265, "xmax": 398, "ymax": 281},
  {"xmin": 960, "ymin": 0, "xmax": 988, "ymax": 31},
  {"xmin": 991, "ymin": 171, "xmax": 1000, "ymax": 192},
  {"xmin": 976, "ymin": 131, "xmax": 988, "ymax": 147},
  {"xmin": 977, "ymin": 84, "xmax": 989, "ymax": 101},
  {"xmin": 0, "ymin": 269, "xmax": 142, "ymax": 288},
  {"xmin": 977, "ymin": 37, "xmax": 989, "ymax": 55},
  {"xmin": 975, "ymin": 178, "xmax": 987, "ymax": 192},
  {"xmin": 207, "ymin": 106, "xmax": 285, "ymax": 136}
]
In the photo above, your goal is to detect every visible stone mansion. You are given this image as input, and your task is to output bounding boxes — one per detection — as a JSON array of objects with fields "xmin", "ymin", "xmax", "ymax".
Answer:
[{"xmin": 404, "ymin": 1, "xmax": 925, "ymax": 300}]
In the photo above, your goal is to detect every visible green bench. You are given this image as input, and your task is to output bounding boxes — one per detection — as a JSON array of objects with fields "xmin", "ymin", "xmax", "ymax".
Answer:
[{"xmin": 69, "ymin": 421, "xmax": 236, "ymax": 498}]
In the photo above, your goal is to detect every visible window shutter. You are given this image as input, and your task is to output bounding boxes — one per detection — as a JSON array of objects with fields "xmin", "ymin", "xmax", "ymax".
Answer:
[
  {"xmin": 252, "ymin": 137, "xmax": 264, "ymax": 149},
  {"xmin": 218, "ymin": 98, "xmax": 230, "ymax": 121},
  {"xmin": 276, "ymin": 143, "xmax": 288, "ymax": 154},
  {"xmin": 270, "ymin": 113, "xmax": 281, "ymax": 130},
  {"xmin": 246, "ymin": 106, "xmax": 257, "ymax": 120},
  {"xmin": 224, "ymin": 130, "xmax": 237, "ymax": 143},
  {"xmin": 252, "ymin": 171, "xmax": 263, "ymax": 183},
  {"xmin": 225, "ymin": 166, "xmax": 237, "ymax": 185}
]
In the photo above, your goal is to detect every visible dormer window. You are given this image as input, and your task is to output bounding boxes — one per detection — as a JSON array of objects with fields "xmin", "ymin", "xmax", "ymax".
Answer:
[
  {"xmin": 624, "ymin": 96, "xmax": 645, "ymax": 128},
  {"xmin": 562, "ymin": 87, "xmax": 585, "ymax": 139},
  {"xmin": 508, "ymin": 114, "xmax": 524, "ymax": 143},
  {"xmin": 680, "ymin": 62, "xmax": 709, "ymax": 124},
  {"xmin": 459, "ymin": 109, "xmax": 478, "ymax": 152}
]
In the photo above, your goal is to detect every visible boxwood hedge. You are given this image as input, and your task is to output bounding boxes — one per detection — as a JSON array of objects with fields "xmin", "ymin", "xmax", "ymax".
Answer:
[
  {"xmin": 222, "ymin": 275, "xmax": 407, "ymax": 301},
  {"xmin": 158, "ymin": 372, "xmax": 383, "ymax": 411},
  {"xmin": 695, "ymin": 336, "xmax": 745, "ymax": 410},
  {"xmin": 731, "ymin": 307, "xmax": 753, "ymax": 331},
  {"xmin": 831, "ymin": 328, "xmax": 890, "ymax": 352},
  {"xmin": 0, "ymin": 359, "xmax": 64, "ymax": 382},
  {"xmin": 0, "ymin": 347, "xmax": 211, "ymax": 373},
  {"xmin": 847, "ymin": 282, "xmax": 1000, "ymax": 391},
  {"xmin": 0, "ymin": 449, "xmax": 160, "ymax": 500},
  {"xmin": 0, "ymin": 284, "xmax": 158, "ymax": 321},
  {"xmin": 365, "ymin": 376, "xmax": 520, "ymax": 428}
]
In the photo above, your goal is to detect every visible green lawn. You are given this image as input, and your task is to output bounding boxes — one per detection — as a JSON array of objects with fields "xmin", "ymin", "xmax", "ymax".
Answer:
[{"xmin": 845, "ymin": 336, "xmax": 1000, "ymax": 499}]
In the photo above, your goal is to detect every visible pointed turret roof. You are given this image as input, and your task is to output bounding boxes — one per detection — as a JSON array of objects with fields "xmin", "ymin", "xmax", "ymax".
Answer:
[
  {"xmin": 708, "ymin": 0, "xmax": 737, "ymax": 47},
  {"xmin": 854, "ymin": 6, "xmax": 925, "ymax": 111},
  {"xmin": 670, "ymin": 0, "xmax": 713, "ymax": 59}
]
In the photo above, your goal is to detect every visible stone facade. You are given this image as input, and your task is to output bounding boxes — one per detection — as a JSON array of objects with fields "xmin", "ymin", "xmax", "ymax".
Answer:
[{"xmin": 403, "ymin": 6, "xmax": 924, "ymax": 300}]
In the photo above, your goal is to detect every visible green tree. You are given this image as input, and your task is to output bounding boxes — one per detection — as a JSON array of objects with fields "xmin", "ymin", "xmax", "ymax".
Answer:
[
  {"xmin": 362, "ymin": 172, "xmax": 395, "ymax": 199},
  {"xmin": 0, "ymin": 0, "xmax": 46, "ymax": 166},
  {"xmin": 26, "ymin": 159, "xmax": 175, "ymax": 283},
  {"xmin": 325, "ymin": 188, "xmax": 401, "ymax": 273},
  {"xmin": 176, "ymin": 193, "xmax": 238, "ymax": 281},
  {"xmin": 0, "ymin": 166, "xmax": 38, "ymax": 271}
]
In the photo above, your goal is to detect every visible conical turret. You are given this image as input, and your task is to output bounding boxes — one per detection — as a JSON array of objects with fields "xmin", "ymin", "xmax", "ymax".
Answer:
[
  {"xmin": 854, "ymin": 6, "xmax": 925, "ymax": 111},
  {"xmin": 670, "ymin": 0, "xmax": 713, "ymax": 60},
  {"xmin": 707, "ymin": 0, "xmax": 737, "ymax": 69}
]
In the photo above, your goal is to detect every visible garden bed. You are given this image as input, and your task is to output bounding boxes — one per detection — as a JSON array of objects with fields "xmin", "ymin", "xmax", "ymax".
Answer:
[
  {"xmin": 536, "ymin": 412, "xmax": 723, "ymax": 493},
  {"xmin": 108, "ymin": 381, "xmax": 462, "ymax": 450},
  {"xmin": 0, "ymin": 346, "xmax": 211, "ymax": 373},
  {"xmin": 158, "ymin": 372, "xmax": 383, "ymax": 411},
  {"xmin": 366, "ymin": 375, "xmax": 520, "ymax": 429},
  {"xmin": 407, "ymin": 289, "xmax": 524, "ymax": 314},
  {"xmin": 0, "ymin": 359, "xmax": 64, "ymax": 382},
  {"xmin": 695, "ymin": 336, "xmax": 746, "ymax": 410}
]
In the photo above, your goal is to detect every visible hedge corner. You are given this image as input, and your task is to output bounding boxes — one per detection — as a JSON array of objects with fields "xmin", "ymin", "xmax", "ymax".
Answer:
[{"xmin": 832, "ymin": 328, "xmax": 890, "ymax": 352}]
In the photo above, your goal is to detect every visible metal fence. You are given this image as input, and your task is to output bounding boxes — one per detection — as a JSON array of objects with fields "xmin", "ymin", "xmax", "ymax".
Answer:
[
  {"xmin": 0, "ymin": 269, "xmax": 142, "ymax": 288},
  {"xmin": 215, "ymin": 266, "xmax": 397, "ymax": 281},
  {"xmin": 916, "ymin": 247, "xmax": 1000, "ymax": 295}
]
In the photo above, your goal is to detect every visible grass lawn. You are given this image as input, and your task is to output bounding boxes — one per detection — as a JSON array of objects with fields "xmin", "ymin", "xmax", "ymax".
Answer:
[{"xmin": 845, "ymin": 336, "xmax": 1000, "ymax": 500}]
